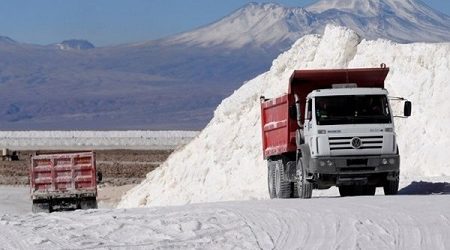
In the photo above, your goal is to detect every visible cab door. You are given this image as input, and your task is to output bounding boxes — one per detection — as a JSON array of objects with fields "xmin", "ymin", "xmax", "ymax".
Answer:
[{"xmin": 303, "ymin": 98, "xmax": 313, "ymax": 139}]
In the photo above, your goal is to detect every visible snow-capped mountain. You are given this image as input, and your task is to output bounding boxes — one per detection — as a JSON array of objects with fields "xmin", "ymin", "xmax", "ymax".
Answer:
[
  {"xmin": 169, "ymin": 3, "xmax": 315, "ymax": 50},
  {"xmin": 170, "ymin": 0, "xmax": 450, "ymax": 51},
  {"xmin": 56, "ymin": 39, "xmax": 95, "ymax": 50}
]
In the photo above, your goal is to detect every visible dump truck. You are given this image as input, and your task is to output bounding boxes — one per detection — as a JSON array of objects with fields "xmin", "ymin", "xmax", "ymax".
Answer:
[
  {"xmin": 30, "ymin": 152, "xmax": 99, "ymax": 212},
  {"xmin": 260, "ymin": 65, "xmax": 411, "ymax": 199}
]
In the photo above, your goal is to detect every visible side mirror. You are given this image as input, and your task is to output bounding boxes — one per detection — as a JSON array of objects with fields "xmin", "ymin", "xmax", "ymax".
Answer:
[
  {"xmin": 289, "ymin": 105, "xmax": 297, "ymax": 120},
  {"xmin": 307, "ymin": 111, "xmax": 312, "ymax": 121},
  {"xmin": 404, "ymin": 101, "xmax": 412, "ymax": 117}
]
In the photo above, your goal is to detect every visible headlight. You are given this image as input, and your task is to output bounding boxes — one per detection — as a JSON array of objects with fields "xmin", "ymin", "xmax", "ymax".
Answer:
[
  {"xmin": 381, "ymin": 158, "xmax": 395, "ymax": 165},
  {"xmin": 319, "ymin": 160, "xmax": 334, "ymax": 167}
]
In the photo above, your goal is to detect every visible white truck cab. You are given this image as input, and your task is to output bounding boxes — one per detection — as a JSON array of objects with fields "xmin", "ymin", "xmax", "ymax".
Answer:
[
  {"xmin": 304, "ymin": 88, "xmax": 397, "ymax": 157},
  {"xmin": 298, "ymin": 87, "xmax": 409, "ymax": 196}
]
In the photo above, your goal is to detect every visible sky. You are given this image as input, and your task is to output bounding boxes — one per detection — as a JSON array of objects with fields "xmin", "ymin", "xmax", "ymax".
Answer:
[{"xmin": 0, "ymin": 0, "xmax": 449, "ymax": 46}]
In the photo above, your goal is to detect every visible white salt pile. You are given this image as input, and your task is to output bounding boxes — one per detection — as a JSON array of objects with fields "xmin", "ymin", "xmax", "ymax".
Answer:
[{"xmin": 119, "ymin": 25, "xmax": 450, "ymax": 208}]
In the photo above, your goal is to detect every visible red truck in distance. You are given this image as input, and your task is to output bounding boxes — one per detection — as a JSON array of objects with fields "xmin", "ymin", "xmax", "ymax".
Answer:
[
  {"xmin": 30, "ymin": 152, "xmax": 99, "ymax": 212},
  {"xmin": 260, "ymin": 65, "xmax": 412, "ymax": 199}
]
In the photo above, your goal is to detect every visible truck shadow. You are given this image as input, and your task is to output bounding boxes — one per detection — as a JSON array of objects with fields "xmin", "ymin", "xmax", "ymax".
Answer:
[{"xmin": 398, "ymin": 181, "xmax": 450, "ymax": 195}]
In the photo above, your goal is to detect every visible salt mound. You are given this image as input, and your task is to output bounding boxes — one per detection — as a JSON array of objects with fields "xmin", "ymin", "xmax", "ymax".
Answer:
[{"xmin": 118, "ymin": 25, "xmax": 450, "ymax": 208}]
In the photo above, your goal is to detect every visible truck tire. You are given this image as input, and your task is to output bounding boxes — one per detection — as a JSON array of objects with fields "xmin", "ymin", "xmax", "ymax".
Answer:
[
  {"xmin": 384, "ymin": 180, "xmax": 399, "ymax": 195},
  {"xmin": 32, "ymin": 201, "xmax": 50, "ymax": 213},
  {"xmin": 80, "ymin": 198, "xmax": 98, "ymax": 210},
  {"xmin": 291, "ymin": 182, "xmax": 299, "ymax": 198},
  {"xmin": 274, "ymin": 160, "xmax": 291, "ymax": 198},
  {"xmin": 297, "ymin": 159, "xmax": 313, "ymax": 199},
  {"xmin": 267, "ymin": 160, "xmax": 277, "ymax": 199}
]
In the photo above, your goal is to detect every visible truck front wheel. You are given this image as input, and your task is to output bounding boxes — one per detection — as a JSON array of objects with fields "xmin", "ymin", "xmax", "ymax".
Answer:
[
  {"xmin": 384, "ymin": 180, "xmax": 399, "ymax": 195},
  {"xmin": 267, "ymin": 160, "xmax": 276, "ymax": 199},
  {"xmin": 274, "ymin": 160, "xmax": 291, "ymax": 198},
  {"xmin": 297, "ymin": 159, "xmax": 312, "ymax": 199}
]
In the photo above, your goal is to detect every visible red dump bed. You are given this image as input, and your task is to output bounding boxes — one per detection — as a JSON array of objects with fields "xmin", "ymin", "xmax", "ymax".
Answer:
[
  {"xmin": 261, "ymin": 67, "xmax": 389, "ymax": 159},
  {"xmin": 30, "ymin": 152, "xmax": 97, "ymax": 199}
]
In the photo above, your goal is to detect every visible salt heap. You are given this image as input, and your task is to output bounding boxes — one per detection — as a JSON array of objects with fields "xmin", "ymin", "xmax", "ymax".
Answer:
[{"xmin": 118, "ymin": 25, "xmax": 450, "ymax": 208}]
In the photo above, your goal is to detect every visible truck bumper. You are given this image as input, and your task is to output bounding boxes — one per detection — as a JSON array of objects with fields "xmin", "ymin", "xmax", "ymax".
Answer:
[
  {"xmin": 308, "ymin": 155, "xmax": 399, "ymax": 187},
  {"xmin": 32, "ymin": 190, "xmax": 97, "ymax": 200},
  {"xmin": 309, "ymin": 154, "xmax": 399, "ymax": 174}
]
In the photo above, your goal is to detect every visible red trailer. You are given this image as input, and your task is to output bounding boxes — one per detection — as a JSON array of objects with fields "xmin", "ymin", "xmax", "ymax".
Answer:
[{"xmin": 30, "ymin": 152, "xmax": 98, "ymax": 212}]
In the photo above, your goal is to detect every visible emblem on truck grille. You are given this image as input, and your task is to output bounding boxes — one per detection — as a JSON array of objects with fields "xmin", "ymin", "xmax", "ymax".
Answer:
[{"xmin": 351, "ymin": 137, "xmax": 362, "ymax": 149}]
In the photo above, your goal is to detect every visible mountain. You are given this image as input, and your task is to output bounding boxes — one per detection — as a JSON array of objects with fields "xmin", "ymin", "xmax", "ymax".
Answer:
[
  {"xmin": 0, "ymin": 0, "xmax": 449, "ymax": 130},
  {"xmin": 0, "ymin": 36, "xmax": 17, "ymax": 45},
  {"xmin": 55, "ymin": 39, "xmax": 95, "ymax": 50}
]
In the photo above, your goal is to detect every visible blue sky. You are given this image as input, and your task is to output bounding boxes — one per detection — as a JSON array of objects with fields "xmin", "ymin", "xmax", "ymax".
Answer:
[{"xmin": 0, "ymin": 0, "xmax": 448, "ymax": 46}]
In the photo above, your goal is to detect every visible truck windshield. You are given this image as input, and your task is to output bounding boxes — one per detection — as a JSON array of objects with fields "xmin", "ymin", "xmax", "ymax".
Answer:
[{"xmin": 315, "ymin": 95, "xmax": 391, "ymax": 125}]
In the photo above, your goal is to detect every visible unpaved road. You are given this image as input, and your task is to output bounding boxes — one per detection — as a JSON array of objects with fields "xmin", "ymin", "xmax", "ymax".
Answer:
[
  {"xmin": 0, "ymin": 186, "xmax": 30, "ymax": 215},
  {"xmin": 0, "ymin": 195, "xmax": 449, "ymax": 249}
]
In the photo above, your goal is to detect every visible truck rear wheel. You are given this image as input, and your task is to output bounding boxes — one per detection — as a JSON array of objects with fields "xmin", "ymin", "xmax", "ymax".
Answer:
[
  {"xmin": 384, "ymin": 180, "xmax": 399, "ymax": 195},
  {"xmin": 32, "ymin": 200, "xmax": 50, "ymax": 213},
  {"xmin": 291, "ymin": 182, "xmax": 299, "ymax": 198},
  {"xmin": 80, "ymin": 198, "xmax": 98, "ymax": 210},
  {"xmin": 274, "ymin": 160, "xmax": 291, "ymax": 198},
  {"xmin": 267, "ymin": 160, "xmax": 277, "ymax": 199},
  {"xmin": 297, "ymin": 159, "xmax": 312, "ymax": 199}
]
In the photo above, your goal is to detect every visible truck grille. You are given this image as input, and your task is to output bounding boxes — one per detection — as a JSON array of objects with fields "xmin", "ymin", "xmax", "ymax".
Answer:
[{"xmin": 329, "ymin": 136, "xmax": 383, "ymax": 150}]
